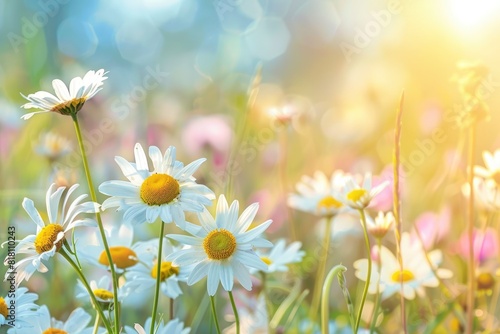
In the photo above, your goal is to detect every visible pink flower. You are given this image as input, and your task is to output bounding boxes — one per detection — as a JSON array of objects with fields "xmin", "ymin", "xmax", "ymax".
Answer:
[
  {"xmin": 411, "ymin": 207, "xmax": 451, "ymax": 249},
  {"xmin": 370, "ymin": 165, "xmax": 405, "ymax": 212},
  {"xmin": 181, "ymin": 115, "xmax": 233, "ymax": 169},
  {"xmin": 456, "ymin": 228, "xmax": 499, "ymax": 264}
]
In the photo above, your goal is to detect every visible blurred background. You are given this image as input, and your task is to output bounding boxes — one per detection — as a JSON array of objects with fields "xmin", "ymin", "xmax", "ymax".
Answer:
[{"xmin": 1, "ymin": 0, "xmax": 500, "ymax": 331}]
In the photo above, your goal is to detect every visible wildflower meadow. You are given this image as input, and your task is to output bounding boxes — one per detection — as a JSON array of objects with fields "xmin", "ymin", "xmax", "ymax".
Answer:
[{"xmin": 1, "ymin": 1, "xmax": 500, "ymax": 333}]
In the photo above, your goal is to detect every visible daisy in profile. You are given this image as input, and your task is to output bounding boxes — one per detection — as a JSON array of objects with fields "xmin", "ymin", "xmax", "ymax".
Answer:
[
  {"xmin": 288, "ymin": 170, "xmax": 347, "ymax": 217},
  {"xmin": 167, "ymin": 195, "xmax": 272, "ymax": 296},
  {"xmin": 3, "ymin": 184, "xmax": 99, "ymax": 287},
  {"xmin": 124, "ymin": 238, "xmax": 189, "ymax": 299},
  {"xmin": 11, "ymin": 305, "xmax": 92, "ymax": 334},
  {"xmin": 354, "ymin": 233, "xmax": 452, "ymax": 300},
  {"xmin": 253, "ymin": 239, "xmax": 305, "ymax": 274},
  {"xmin": 366, "ymin": 211, "xmax": 394, "ymax": 239},
  {"xmin": 76, "ymin": 275, "xmax": 129, "ymax": 305},
  {"xmin": 126, "ymin": 318, "xmax": 190, "ymax": 334},
  {"xmin": 99, "ymin": 143, "xmax": 215, "ymax": 228},
  {"xmin": 0, "ymin": 288, "xmax": 39, "ymax": 329},
  {"xmin": 224, "ymin": 294, "xmax": 268, "ymax": 334},
  {"xmin": 20, "ymin": 69, "xmax": 107, "ymax": 120},
  {"xmin": 340, "ymin": 173, "xmax": 389, "ymax": 210},
  {"xmin": 474, "ymin": 149, "xmax": 500, "ymax": 185}
]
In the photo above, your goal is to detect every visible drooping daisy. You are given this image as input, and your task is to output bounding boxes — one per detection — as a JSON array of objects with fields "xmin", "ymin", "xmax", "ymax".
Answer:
[
  {"xmin": 366, "ymin": 211, "xmax": 394, "ymax": 239},
  {"xmin": 253, "ymin": 239, "xmax": 305, "ymax": 274},
  {"xmin": 3, "ymin": 184, "xmax": 99, "ymax": 287},
  {"xmin": 223, "ymin": 294, "xmax": 268, "ymax": 334},
  {"xmin": 354, "ymin": 233, "xmax": 452, "ymax": 300},
  {"xmin": 78, "ymin": 221, "xmax": 140, "ymax": 273},
  {"xmin": 34, "ymin": 132, "xmax": 72, "ymax": 161},
  {"xmin": 288, "ymin": 170, "xmax": 347, "ymax": 217},
  {"xmin": 124, "ymin": 238, "xmax": 189, "ymax": 299},
  {"xmin": 10, "ymin": 305, "xmax": 91, "ymax": 334},
  {"xmin": 474, "ymin": 149, "xmax": 500, "ymax": 185},
  {"xmin": 340, "ymin": 173, "xmax": 389, "ymax": 210},
  {"xmin": 99, "ymin": 143, "xmax": 215, "ymax": 228},
  {"xmin": 20, "ymin": 69, "xmax": 107, "ymax": 120},
  {"xmin": 0, "ymin": 288, "xmax": 39, "ymax": 329},
  {"xmin": 167, "ymin": 195, "xmax": 272, "ymax": 296},
  {"xmin": 125, "ymin": 318, "xmax": 190, "ymax": 334}
]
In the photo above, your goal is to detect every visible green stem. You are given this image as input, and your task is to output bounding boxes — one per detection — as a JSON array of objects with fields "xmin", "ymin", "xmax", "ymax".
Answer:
[
  {"xmin": 309, "ymin": 217, "xmax": 333, "ymax": 325},
  {"xmin": 321, "ymin": 265, "xmax": 348, "ymax": 334},
  {"xmin": 60, "ymin": 249, "xmax": 113, "ymax": 333},
  {"xmin": 466, "ymin": 124, "xmax": 477, "ymax": 334},
  {"xmin": 228, "ymin": 291, "xmax": 240, "ymax": 334},
  {"xmin": 170, "ymin": 298, "xmax": 174, "ymax": 321},
  {"xmin": 210, "ymin": 295, "xmax": 222, "ymax": 334},
  {"xmin": 92, "ymin": 312, "xmax": 100, "ymax": 334},
  {"xmin": 370, "ymin": 238, "xmax": 382, "ymax": 333},
  {"xmin": 150, "ymin": 222, "xmax": 166, "ymax": 334},
  {"xmin": 355, "ymin": 209, "xmax": 372, "ymax": 333},
  {"xmin": 71, "ymin": 114, "xmax": 120, "ymax": 334}
]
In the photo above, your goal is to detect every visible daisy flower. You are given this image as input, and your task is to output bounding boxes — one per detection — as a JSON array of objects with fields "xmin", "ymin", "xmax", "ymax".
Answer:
[
  {"xmin": 0, "ymin": 288, "xmax": 39, "ymax": 329},
  {"xmin": 366, "ymin": 211, "xmax": 394, "ymax": 239},
  {"xmin": 465, "ymin": 177, "xmax": 500, "ymax": 211},
  {"xmin": 34, "ymin": 132, "xmax": 72, "ymax": 161},
  {"xmin": 78, "ymin": 222, "xmax": 140, "ymax": 273},
  {"xmin": 474, "ymin": 149, "xmax": 500, "ymax": 185},
  {"xmin": 340, "ymin": 173, "xmax": 389, "ymax": 210},
  {"xmin": 10, "ymin": 305, "xmax": 91, "ymax": 334},
  {"xmin": 288, "ymin": 170, "xmax": 347, "ymax": 217},
  {"xmin": 253, "ymin": 239, "xmax": 305, "ymax": 274},
  {"xmin": 223, "ymin": 294, "xmax": 268, "ymax": 334},
  {"xmin": 3, "ymin": 183, "xmax": 99, "ymax": 287},
  {"xmin": 124, "ymin": 238, "xmax": 189, "ymax": 299},
  {"xmin": 126, "ymin": 318, "xmax": 190, "ymax": 334},
  {"xmin": 354, "ymin": 233, "xmax": 452, "ymax": 300},
  {"xmin": 20, "ymin": 69, "xmax": 107, "ymax": 120},
  {"xmin": 76, "ymin": 275, "xmax": 129, "ymax": 304},
  {"xmin": 167, "ymin": 195, "xmax": 272, "ymax": 296},
  {"xmin": 99, "ymin": 143, "xmax": 215, "ymax": 228}
]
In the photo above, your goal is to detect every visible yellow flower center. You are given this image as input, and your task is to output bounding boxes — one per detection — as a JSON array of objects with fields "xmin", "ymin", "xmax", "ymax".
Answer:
[
  {"xmin": 0, "ymin": 297, "xmax": 8, "ymax": 318},
  {"xmin": 42, "ymin": 329, "xmax": 68, "ymax": 334},
  {"xmin": 261, "ymin": 256, "xmax": 272, "ymax": 265},
  {"xmin": 34, "ymin": 224, "xmax": 65, "ymax": 254},
  {"xmin": 93, "ymin": 288, "xmax": 114, "ymax": 301},
  {"xmin": 477, "ymin": 272, "xmax": 495, "ymax": 291},
  {"xmin": 391, "ymin": 269, "xmax": 415, "ymax": 283},
  {"xmin": 140, "ymin": 174, "xmax": 180, "ymax": 206},
  {"xmin": 51, "ymin": 97, "xmax": 87, "ymax": 116},
  {"xmin": 203, "ymin": 229, "xmax": 237, "ymax": 260},
  {"xmin": 317, "ymin": 196, "xmax": 343, "ymax": 209},
  {"xmin": 98, "ymin": 246, "xmax": 138, "ymax": 269},
  {"xmin": 151, "ymin": 261, "xmax": 180, "ymax": 281},
  {"xmin": 346, "ymin": 189, "xmax": 367, "ymax": 202}
]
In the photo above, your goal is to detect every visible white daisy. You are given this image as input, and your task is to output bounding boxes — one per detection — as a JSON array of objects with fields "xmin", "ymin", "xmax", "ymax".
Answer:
[
  {"xmin": 3, "ymin": 183, "xmax": 99, "ymax": 287},
  {"xmin": 353, "ymin": 233, "xmax": 452, "ymax": 300},
  {"xmin": 21, "ymin": 69, "xmax": 107, "ymax": 120},
  {"xmin": 0, "ymin": 288, "xmax": 39, "ymax": 329},
  {"xmin": 288, "ymin": 170, "xmax": 347, "ymax": 217},
  {"xmin": 34, "ymin": 132, "xmax": 72, "ymax": 161},
  {"xmin": 474, "ymin": 149, "xmax": 500, "ymax": 185},
  {"xmin": 223, "ymin": 294, "xmax": 268, "ymax": 334},
  {"xmin": 366, "ymin": 211, "xmax": 394, "ymax": 239},
  {"xmin": 340, "ymin": 173, "xmax": 389, "ymax": 210},
  {"xmin": 78, "ymin": 221, "xmax": 140, "ymax": 273},
  {"xmin": 254, "ymin": 239, "xmax": 305, "ymax": 274},
  {"xmin": 126, "ymin": 318, "xmax": 190, "ymax": 334},
  {"xmin": 99, "ymin": 143, "xmax": 215, "ymax": 228},
  {"xmin": 76, "ymin": 275, "xmax": 129, "ymax": 304},
  {"xmin": 167, "ymin": 195, "xmax": 272, "ymax": 296},
  {"xmin": 9, "ymin": 305, "xmax": 91, "ymax": 334},
  {"xmin": 124, "ymin": 238, "xmax": 189, "ymax": 299},
  {"xmin": 463, "ymin": 177, "xmax": 500, "ymax": 211}
]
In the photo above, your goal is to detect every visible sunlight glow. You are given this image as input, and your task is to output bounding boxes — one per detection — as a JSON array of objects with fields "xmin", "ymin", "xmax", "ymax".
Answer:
[{"xmin": 448, "ymin": 0, "xmax": 500, "ymax": 28}]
